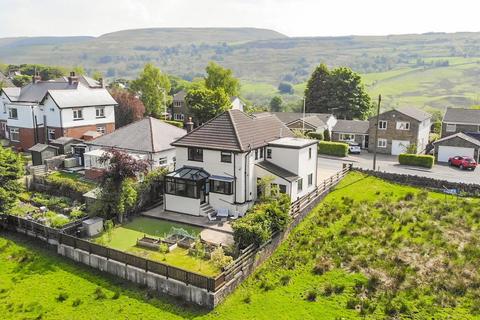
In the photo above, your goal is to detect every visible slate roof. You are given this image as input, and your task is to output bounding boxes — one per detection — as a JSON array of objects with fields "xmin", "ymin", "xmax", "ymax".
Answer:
[
  {"xmin": 88, "ymin": 117, "xmax": 187, "ymax": 153},
  {"xmin": 395, "ymin": 107, "xmax": 431, "ymax": 122},
  {"xmin": 28, "ymin": 143, "xmax": 58, "ymax": 152},
  {"xmin": 47, "ymin": 84, "xmax": 117, "ymax": 108},
  {"xmin": 173, "ymin": 90, "xmax": 186, "ymax": 101},
  {"xmin": 172, "ymin": 109, "xmax": 294, "ymax": 152},
  {"xmin": 256, "ymin": 161, "xmax": 299, "ymax": 182},
  {"xmin": 433, "ymin": 132, "xmax": 480, "ymax": 147},
  {"xmin": 443, "ymin": 108, "xmax": 480, "ymax": 124},
  {"xmin": 49, "ymin": 137, "xmax": 83, "ymax": 146},
  {"xmin": 332, "ymin": 120, "xmax": 370, "ymax": 134},
  {"xmin": 256, "ymin": 112, "xmax": 333, "ymax": 128}
]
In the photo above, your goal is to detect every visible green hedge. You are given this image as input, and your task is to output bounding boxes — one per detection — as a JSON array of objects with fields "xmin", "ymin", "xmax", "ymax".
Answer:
[
  {"xmin": 163, "ymin": 120, "xmax": 184, "ymax": 128},
  {"xmin": 398, "ymin": 154, "xmax": 435, "ymax": 168},
  {"xmin": 45, "ymin": 172, "xmax": 95, "ymax": 200},
  {"xmin": 307, "ymin": 131, "xmax": 324, "ymax": 141},
  {"xmin": 318, "ymin": 141, "xmax": 348, "ymax": 157}
]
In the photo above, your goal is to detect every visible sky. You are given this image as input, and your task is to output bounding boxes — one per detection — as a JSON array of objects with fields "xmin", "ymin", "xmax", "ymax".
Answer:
[{"xmin": 0, "ymin": 0, "xmax": 479, "ymax": 38}]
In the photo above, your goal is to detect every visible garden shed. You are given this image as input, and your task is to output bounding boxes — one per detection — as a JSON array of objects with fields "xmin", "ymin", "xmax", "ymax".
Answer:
[
  {"xmin": 49, "ymin": 137, "xmax": 83, "ymax": 155},
  {"xmin": 28, "ymin": 143, "xmax": 59, "ymax": 166}
]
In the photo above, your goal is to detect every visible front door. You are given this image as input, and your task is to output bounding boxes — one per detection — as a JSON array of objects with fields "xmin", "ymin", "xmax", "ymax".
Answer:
[{"xmin": 364, "ymin": 135, "xmax": 369, "ymax": 149}]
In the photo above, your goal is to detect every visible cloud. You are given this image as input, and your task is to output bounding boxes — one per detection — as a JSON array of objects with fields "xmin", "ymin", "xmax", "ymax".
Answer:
[{"xmin": 0, "ymin": 0, "xmax": 479, "ymax": 38}]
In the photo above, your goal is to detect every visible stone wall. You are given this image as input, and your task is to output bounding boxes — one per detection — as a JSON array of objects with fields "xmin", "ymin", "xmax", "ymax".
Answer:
[
  {"xmin": 44, "ymin": 155, "xmax": 67, "ymax": 170},
  {"xmin": 355, "ymin": 168, "xmax": 480, "ymax": 196},
  {"xmin": 441, "ymin": 123, "xmax": 478, "ymax": 138}
]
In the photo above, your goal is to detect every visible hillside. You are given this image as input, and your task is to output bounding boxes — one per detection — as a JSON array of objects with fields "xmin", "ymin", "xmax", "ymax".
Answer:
[{"xmin": 2, "ymin": 28, "xmax": 480, "ymax": 110}]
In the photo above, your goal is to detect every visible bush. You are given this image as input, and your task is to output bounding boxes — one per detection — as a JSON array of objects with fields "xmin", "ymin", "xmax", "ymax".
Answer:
[
  {"xmin": 307, "ymin": 131, "xmax": 324, "ymax": 141},
  {"xmin": 56, "ymin": 292, "xmax": 69, "ymax": 302},
  {"xmin": 45, "ymin": 172, "xmax": 93, "ymax": 197},
  {"xmin": 323, "ymin": 129, "xmax": 331, "ymax": 141},
  {"xmin": 318, "ymin": 141, "xmax": 348, "ymax": 157},
  {"xmin": 398, "ymin": 154, "xmax": 434, "ymax": 168},
  {"xmin": 162, "ymin": 120, "xmax": 184, "ymax": 128},
  {"xmin": 210, "ymin": 246, "xmax": 234, "ymax": 270}
]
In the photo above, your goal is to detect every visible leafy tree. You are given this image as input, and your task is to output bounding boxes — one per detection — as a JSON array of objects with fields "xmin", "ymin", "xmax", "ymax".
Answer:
[
  {"xmin": 185, "ymin": 85, "xmax": 231, "ymax": 123},
  {"xmin": 168, "ymin": 75, "xmax": 190, "ymax": 95},
  {"xmin": 72, "ymin": 66, "xmax": 86, "ymax": 76},
  {"xmin": 269, "ymin": 96, "xmax": 283, "ymax": 112},
  {"xmin": 130, "ymin": 63, "xmax": 172, "ymax": 118},
  {"xmin": 12, "ymin": 75, "xmax": 31, "ymax": 87},
  {"xmin": 110, "ymin": 88, "xmax": 145, "ymax": 128},
  {"xmin": 92, "ymin": 70, "xmax": 103, "ymax": 81},
  {"xmin": 205, "ymin": 62, "xmax": 240, "ymax": 97},
  {"xmin": 96, "ymin": 149, "xmax": 149, "ymax": 222},
  {"xmin": 278, "ymin": 82, "xmax": 294, "ymax": 94},
  {"xmin": 0, "ymin": 146, "xmax": 24, "ymax": 213},
  {"xmin": 305, "ymin": 64, "xmax": 373, "ymax": 120}
]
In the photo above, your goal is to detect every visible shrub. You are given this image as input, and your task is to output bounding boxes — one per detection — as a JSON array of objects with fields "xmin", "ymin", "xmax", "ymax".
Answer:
[
  {"xmin": 210, "ymin": 246, "xmax": 234, "ymax": 270},
  {"xmin": 398, "ymin": 154, "xmax": 434, "ymax": 168},
  {"xmin": 49, "ymin": 215, "xmax": 70, "ymax": 228},
  {"xmin": 56, "ymin": 292, "xmax": 69, "ymax": 302},
  {"xmin": 307, "ymin": 131, "xmax": 324, "ymax": 141},
  {"xmin": 323, "ymin": 129, "xmax": 331, "ymax": 141},
  {"xmin": 280, "ymin": 274, "xmax": 291, "ymax": 286},
  {"xmin": 162, "ymin": 120, "xmax": 184, "ymax": 128},
  {"xmin": 112, "ymin": 291, "xmax": 121, "ymax": 300},
  {"xmin": 318, "ymin": 141, "xmax": 348, "ymax": 157},
  {"xmin": 45, "ymin": 172, "xmax": 93, "ymax": 197},
  {"xmin": 305, "ymin": 289, "xmax": 317, "ymax": 301},
  {"xmin": 93, "ymin": 287, "xmax": 106, "ymax": 300},
  {"xmin": 313, "ymin": 257, "xmax": 333, "ymax": 275}
]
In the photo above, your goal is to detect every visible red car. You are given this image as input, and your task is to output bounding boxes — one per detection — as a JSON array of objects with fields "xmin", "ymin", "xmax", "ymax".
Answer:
[{"xmin": 448, "ymin": 156, "xmax": 477, "ymax": 170}]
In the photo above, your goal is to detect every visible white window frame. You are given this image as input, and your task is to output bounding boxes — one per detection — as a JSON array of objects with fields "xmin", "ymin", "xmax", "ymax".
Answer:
[
  {"xmin": 378, "ymin": 120, "xmax": 387, "ymax": 130},
  {"xmin": 95, "ymin": 107, "xmax": 105, "ymax": 118},
  {"xmin": 308, "ymin": 173, "xmax": 313, "ymax": 186},
  {"xmin": 297, "ymin": 178, "xmax": 303, "ymax": 192},
  {"xmin": 48, "ymin": 128, "xmax": 55, "ymax": 140},
  {"xmin": 445, "ymin": 123, "xmax": 456, "ymax": 132},
  {"xmin": 158, "ymin": 157, "xmax": 168, "ymax": 166},
  {"xmin": 377, "ymin": 138, "xmax": 387, "ymax": 148},
  {"xmin": 9, "ymin": 127, "xmax": 19, "ymax": 142},
  {"xmin": 96, "ymin": 125, "xmax": 106, "ymax": 134},
  {"xmin": 8, "ymin": 107, "xmax": 18, "ymax": 119},
  {"xmin": 339, "ymin": 133, "xmax": 355, "ymax": 142},
  {"xmin": 174, "ymin": 113, "xmax": 185, "ymax": 121},
  {"xmin": 73, "ymin": 108, "xmax": 83, "ymax": 120},
  {"xmin": 396, "ymin": 121, "xmax": 410, "ymax": 131}
]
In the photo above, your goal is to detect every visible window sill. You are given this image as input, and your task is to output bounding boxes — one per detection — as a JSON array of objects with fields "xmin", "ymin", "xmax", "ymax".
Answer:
[
  {"xmin": 209, "ymin": 191, "xmax": 233, "ymax": 196},
  {"xmin": 188, "ymin": 159, "xmax": 203, "ymax": 162},
  {"xmin": 73, "ymin": 118, "xmax": 84, "ymax": 121},
  {"xmin": 96, "ymin": 116, "xmax": 106, "ymax": 119},
  {"xmin": 8, "ymin": 118, "xmax": 18, "ymax": 120}
]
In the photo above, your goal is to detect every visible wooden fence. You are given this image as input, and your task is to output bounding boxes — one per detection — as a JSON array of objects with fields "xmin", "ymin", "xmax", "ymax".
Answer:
[{"xmin": 1, "ymin": 165, "xmax": 351, "ymax": 294}]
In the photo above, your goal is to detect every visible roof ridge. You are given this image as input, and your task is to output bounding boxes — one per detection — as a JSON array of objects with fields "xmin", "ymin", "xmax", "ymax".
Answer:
[{"xmin": 227, "ymin": 110, "xmax": 244, "ymax": 151}]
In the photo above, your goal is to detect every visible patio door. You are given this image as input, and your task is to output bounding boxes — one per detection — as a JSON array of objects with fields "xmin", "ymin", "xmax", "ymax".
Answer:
[{"xmin": 200, "ymin": 182, "xmax": 207, "ymax": 204}]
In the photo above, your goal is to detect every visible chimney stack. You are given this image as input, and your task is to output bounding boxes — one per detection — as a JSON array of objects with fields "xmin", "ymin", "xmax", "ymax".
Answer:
[
  {"xmin": 32, "ymin": 72, "xmax": 41, "ymax": 84},
  {"xmin": 68, "ymin": 71, "xmax": 78, "ymax": 85},
  {"xmin": 98, "ymin": 77, "xmax": 104, "ymax": 88},
  {"xmin": 186, "ymin": 117, "xmax": 194, "ymax": 133}
]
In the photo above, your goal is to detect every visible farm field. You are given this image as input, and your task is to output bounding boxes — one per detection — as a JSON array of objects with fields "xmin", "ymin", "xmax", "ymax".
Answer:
[{"xmin": 1, "ymin": 172, "xmax": 480, "ymax": 319}]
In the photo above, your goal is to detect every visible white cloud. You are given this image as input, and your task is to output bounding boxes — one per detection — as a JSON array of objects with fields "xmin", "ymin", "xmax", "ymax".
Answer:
[{"xmin": 0, "ymin": 0, "xmax": 479, "ymax": 38}]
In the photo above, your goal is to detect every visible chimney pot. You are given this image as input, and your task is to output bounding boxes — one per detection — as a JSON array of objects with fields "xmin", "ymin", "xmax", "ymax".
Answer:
[{"xmin": 186, "ymin": 117, "xmax": 194, "ymax": 132}]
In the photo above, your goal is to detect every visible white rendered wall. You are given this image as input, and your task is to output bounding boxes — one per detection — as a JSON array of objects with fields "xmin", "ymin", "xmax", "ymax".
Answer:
[{"xmin": 165, "ymin": 194, "xmax": 200, "ymax": 216}]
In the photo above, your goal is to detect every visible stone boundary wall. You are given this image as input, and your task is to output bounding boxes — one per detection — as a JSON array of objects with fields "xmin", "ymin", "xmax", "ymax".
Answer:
[{"xmin": 355, "ymin": 168, "xmax": 480, "ymax": 196}]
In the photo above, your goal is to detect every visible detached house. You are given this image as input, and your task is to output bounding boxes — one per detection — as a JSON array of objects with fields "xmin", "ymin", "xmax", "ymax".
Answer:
[
  {"xmin": 164, "ymin": 110, "xmax": 318, "ymax": 216},
  {"xmin": 441, "ymin": 108, "xmax": 480, "ymax": 137},
  {"xmin": 368, "ymin": 107, "xmax": 431, "ymax": 155},
  {"xmin": 0, "ymin": 72, "xmax": 117, "ymax": 150}
]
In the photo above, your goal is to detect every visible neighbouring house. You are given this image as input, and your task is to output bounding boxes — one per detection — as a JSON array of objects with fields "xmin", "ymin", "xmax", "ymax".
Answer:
[
  {"xmin": 28, "ymin": 143, "xmax": 59, "ymax": 166},
  {"xmin": 433, "ymin": 132, "xmax": 480, "ymax": 163},
  {"xmin": 255, "ymin": 112, "xmax": 337, "ymax": 134},
  {"xmin": 164, "ymin": 109, "xmax": 318, "ymax": 217},
  {"xmin": 83, "ymin": 117, "xmax": 187, "ymax": 179},
  {"xmin": 441, "ymin": 108, "xmax": 480, "ymax": 138},
  {"xmin": 368, "ymin": 107, "xmax": 431, "ymax": 155},
  {"xmin": 0, "ymin": 72, "xmax": 117, "ymax": 150},
  {"xmin": 331, "ymin": 120, "xmax": 370, "ymax": 148}
]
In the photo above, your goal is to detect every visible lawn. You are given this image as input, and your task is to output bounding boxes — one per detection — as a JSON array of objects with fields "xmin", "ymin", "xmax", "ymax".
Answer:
[
  {"xmin": 1, "ymin": 172, "xmax": 480, "ymax": 319},
  {"xmin": 93, "ymin": 217, "xmax": 219, "ymax": 276}
]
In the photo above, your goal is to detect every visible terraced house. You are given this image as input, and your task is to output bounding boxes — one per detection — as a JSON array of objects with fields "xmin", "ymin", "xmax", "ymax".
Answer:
[
  {"xmin": 0, "ymin": 72, "xmax": 117, "ymax": 150},
  {"xmin": 164, "ymin": 110, "xmax": 318, "ymax": 216}
]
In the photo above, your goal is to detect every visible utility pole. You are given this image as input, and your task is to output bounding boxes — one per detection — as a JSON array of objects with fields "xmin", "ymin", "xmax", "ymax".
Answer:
[
  {"xmin": 302, "ymin": 98, "xmax": 306, "ymax": 132},
  {"xmin": 163, "ymin": 89, "xmax": 167, "ymax": 121},
  {"xmin": 372, "ymin": 94, "xmax": 382, "ymax": 170}
]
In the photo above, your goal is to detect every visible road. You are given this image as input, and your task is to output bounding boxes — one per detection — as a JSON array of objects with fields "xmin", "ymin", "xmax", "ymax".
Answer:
[{"xmin": 318, "ymin": 152, "xmax": 480, "ymax": 185}]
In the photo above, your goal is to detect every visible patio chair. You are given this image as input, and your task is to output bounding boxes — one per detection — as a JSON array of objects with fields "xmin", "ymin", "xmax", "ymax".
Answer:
[
  {"xmin": 217, "ymin": 208, "xmax": 229, "ymax": 218},
  {"xmin": 230, "ymin": 211, "xmax": 239, "ymax": 220},
  {"xmin": 207, "ymin": 211, "xmax": 217, "ymax": 222}
]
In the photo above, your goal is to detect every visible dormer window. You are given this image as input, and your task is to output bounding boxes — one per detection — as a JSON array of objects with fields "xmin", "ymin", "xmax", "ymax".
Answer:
[
  {"xmin": 73, "ymin": 108, "xmax": 83, "ymax": 120},
  {"xmin": 96, "ymin": 107, "xmax": 105, "ymax": 118}
]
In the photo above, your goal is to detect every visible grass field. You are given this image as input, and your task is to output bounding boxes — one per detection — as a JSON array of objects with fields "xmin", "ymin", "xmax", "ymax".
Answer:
[
  {"xmin": 93, "ymin": 217, "xmax": 219, "ymax": 276},
  {"xmin": 1, "ymin": 172, "xmax": 480, "ymax": 319}
]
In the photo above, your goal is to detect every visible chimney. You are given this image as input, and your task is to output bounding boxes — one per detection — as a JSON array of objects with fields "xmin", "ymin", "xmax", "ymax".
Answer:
[
  {"xmin": 186, "ymin": 117, "xmax": 194, "ymax": 133},
  {"xmin": 98, "ymin": 77, "xmax": 104, "ymax": 88},
  {"xmin": 32, "ymin": 72, "xmax": 41, "ymax": 84},
  {"xmin": 68, "ymin": 71, "xmax": 78, "ymax": 85}
]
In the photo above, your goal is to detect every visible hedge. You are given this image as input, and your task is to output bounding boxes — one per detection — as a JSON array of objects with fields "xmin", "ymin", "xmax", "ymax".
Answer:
[
  {"xmin": 398, "ymin": 154, "xmax": 435, "ymax": 169},
  {"xmin": 163, "ymin": 120, "xmax": 184, "ymax": 128},
  {"xmin": 307, "ymin": 131, "xmax": 324, "ymax": 141},
  {"xmin": 318, "ymin": 141, "xmax": 348, "ymax": 157}
]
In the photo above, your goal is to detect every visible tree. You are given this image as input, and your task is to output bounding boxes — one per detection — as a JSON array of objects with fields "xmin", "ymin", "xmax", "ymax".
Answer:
[
  {"xmin": 185, "ymin": 86, "xmax": 231, "ymax": 123},
  {"xmin": 269, "ymin": 96, "xmax": 283, "ymax": 112},
  {"xmin": 110, "ymin": 88, "xmax": 145, "ymax": 128},
  {"xmin": 95, "ymin": 149, "xmax": 149, "ymax": 222},
  {"xmin": 92, "ymin": 70, "xmax": 103, "ymax": 81},
  {"xmin": 12, "ymin": 75, "xmax": 31, "ymax": 87},
  {"xmin": 0, "ymin": 146, "xmax": 24, "ymax": 213},
  {"xmin": 304, "ymin": 64, "xmax": 373, "ymax": 120},
  {"xmin": 130, "ymin": 63, "xmax": 171, "ymax": 118},
  {"xmin": 278, "ymin": 82, "xmax": 294, "ymax": 94},
  {"xmin": 205, "ymin": 62, "xmax": 240, "ymax": 97}
]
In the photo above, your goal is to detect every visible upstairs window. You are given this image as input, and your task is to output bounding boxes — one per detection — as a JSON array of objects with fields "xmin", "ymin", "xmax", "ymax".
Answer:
[
  {"xmin": 378, "ymin": 120, "xmax": 387, "ymax": 130},
  {"xmin": 96, "ymin": 107, "xmax": 105, "ymax": 118},
  {"xmin": 267, "ymin": 149, "xmax": 272, "ymax": 159},
  {"xmin": 188, "ymin": 147, "xmax": 203, "ymax": 162},
  {"xmin": 221, "ymin": 151, "xmax": 232, "ymax": 163},
  {"xmin": 297, "ymin": 178, "xmax": 303, "ymax": 192},
  {"xmin": 159, "ymin": 157, "xmax": 167, "ymax": 166},
  {"xmin": 396, "ymin": 121, "xmax": 410, "ymax": 130},
  {"xmin": 73, "ymin": 108, "xmax": 83, "ymax": 120},
  {"xmin": 8, "ymin": 107, "xmax": 18, "ymax": 119}
]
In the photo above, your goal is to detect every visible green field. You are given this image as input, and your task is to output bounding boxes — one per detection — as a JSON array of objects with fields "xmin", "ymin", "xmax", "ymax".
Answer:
[{"xmin": 1, "ymin": 172, "xmax": 480, "ymax": 319}]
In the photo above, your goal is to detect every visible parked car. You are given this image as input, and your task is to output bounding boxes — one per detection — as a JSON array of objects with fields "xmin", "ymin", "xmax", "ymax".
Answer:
[
  {"xmin": 348, "ymin": 142, "xmax": 361, "ymax": 154},
  {"xmin": 448, "ymin": 156, "xmax": 477, "ymax": 170}
]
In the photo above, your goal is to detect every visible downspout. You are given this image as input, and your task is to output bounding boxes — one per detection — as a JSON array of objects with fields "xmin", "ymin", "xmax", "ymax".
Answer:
[
  {"xmin": 233, "ymin": 152, "xmax": 236, "ymax": 204},
  {"xmin": 31, "ymin": 106, "xmax": 38, "ymax": 144},
  {"xmin": 244, "ymin": 146, "xmax": 252, "ymax": 203}
]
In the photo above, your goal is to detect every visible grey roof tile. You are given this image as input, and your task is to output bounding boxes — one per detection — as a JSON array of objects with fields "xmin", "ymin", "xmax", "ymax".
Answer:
[
  {"xmin": 443, "ymin": 108, "xmax": 480, "ymax": 124},
  {"xmin": 395, "ymin": 107, "xmax": 431, "ymax": 122},
  {"xmin": 333, "ymin": 119, "xmax": 370, "ymax": 134}
]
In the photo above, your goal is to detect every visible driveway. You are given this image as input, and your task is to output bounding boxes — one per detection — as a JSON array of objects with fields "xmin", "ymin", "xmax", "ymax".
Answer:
[{"xmin": 318, "ymin": 152, "xmax": 480, "ymax": 185}]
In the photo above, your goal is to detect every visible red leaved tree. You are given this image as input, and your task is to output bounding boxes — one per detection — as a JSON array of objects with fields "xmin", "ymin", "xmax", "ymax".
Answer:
[{"xmin": 110, "ymin": 88, "xmax": 146, "ymax": 128}]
